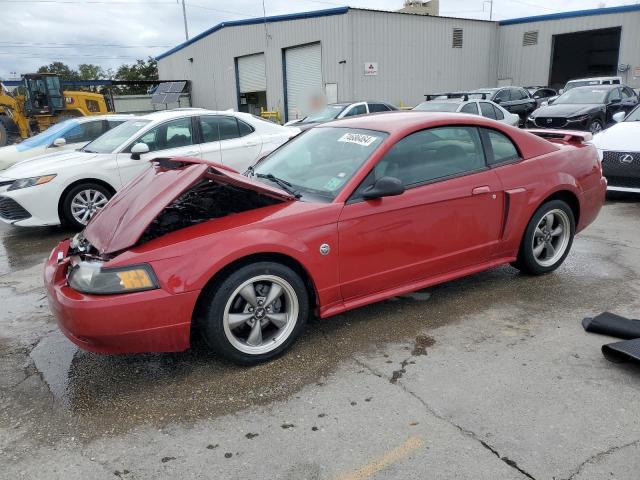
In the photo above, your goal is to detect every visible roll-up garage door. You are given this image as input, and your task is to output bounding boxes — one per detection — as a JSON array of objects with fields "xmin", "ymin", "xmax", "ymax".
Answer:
[
  {"xmin": 284, "ymin": 43, "xmax": 322, "ymax": 121},
  {"xmin": 237, "ymin": 53, "xmax": 266, "ymax": 93}
]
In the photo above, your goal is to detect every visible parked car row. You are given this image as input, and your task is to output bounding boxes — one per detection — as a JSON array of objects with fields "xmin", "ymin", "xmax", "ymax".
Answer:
[{"xmin": 0, "ymin": 109, "xmax": 299, "ymax": 228}]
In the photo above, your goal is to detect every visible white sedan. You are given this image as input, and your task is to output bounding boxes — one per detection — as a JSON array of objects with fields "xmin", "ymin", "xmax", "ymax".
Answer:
[
  {"xmin": 0, "ymin": 109, "xmax": 299, "ymax": 229},
  {"xmin": 591, "ymin": 107, "xmax": 640, "ymax": 193},
  {"xmin": 0, "ymin": 115, "xmax": 132, "ymax": 171},
  {"xmin": 412, "ymin": 98, "xmax": 520, "ymax": 127}
]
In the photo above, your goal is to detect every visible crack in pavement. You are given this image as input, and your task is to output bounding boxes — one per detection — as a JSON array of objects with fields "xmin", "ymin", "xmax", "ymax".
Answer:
[
  {"xmin": 560, "ymin": 438, "xmax": 640, "ymax": 480},
  {"xmin": 354, "ymin": 357, "xmax": 537, "ymax": 480}
]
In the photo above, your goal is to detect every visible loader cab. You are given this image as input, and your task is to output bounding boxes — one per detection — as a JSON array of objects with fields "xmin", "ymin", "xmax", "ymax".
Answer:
[{"xmin": 23, "ymin": 74, "xmax": 64, "ymax": 116}]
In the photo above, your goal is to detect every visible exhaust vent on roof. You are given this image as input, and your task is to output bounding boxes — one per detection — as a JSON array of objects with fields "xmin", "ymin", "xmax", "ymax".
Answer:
[
  {"xmin": 452, "ymin": 28, "xmax": 463, "ymax": 48},
  {"xmin": 523, "ymin": 30, "xmax": 539, "ymax": 46}
]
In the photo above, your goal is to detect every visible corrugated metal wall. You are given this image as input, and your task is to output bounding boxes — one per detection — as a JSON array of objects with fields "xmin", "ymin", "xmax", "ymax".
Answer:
[
  {"xmin": 158, "ymin": 12, "xmax": 351, "ymax": 116},
  {"xmin": 498, "ymin": 11, "xmax": 640, "ymax": 88},
  {"xmin": 157, "ymin": 8, "xmax": 640, "ymax": 119},
  {"xmin": 157, "ymin": 9, "xmax": 498, "ymax": 116},
  {"xmin": 348, "ymin": 10, "xmax": 498, "ymax": 105}
]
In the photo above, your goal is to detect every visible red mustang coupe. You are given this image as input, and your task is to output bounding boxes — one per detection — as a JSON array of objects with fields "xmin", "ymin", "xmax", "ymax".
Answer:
[{"xmin": 45, "ymin": 112, "xmax": 606, "ymax": 364}]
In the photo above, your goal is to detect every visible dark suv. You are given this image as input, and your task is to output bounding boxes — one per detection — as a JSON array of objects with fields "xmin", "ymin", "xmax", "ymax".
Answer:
[{"xmin": 471, "ymin": 86, "xmax": 537, "ymax": 123}]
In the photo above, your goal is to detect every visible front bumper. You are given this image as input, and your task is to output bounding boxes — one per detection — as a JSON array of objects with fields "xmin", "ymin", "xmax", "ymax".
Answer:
[
  {"xmin": 602, "ymin": 151, "xmax": 640, "ymax": 193},
  {"xmin": 526, "ymin": 117, "xmax": 590, "ymax": 131},
  {"xmin": 0, "ymin": 180, "xmax": 63, "ymax": 226},
  {"xmin": 44, "ymin": 240, "xmax": 199, "ymax": 354}
]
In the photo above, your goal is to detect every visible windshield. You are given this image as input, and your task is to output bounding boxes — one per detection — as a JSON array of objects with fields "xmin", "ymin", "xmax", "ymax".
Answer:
[
  {"xmin": 554, "ymin": 88, "xmax": 608, "ymax": 104},
  {"xmin": 82, "ymin": 119, "xmax": 150, "ymax": 153},
  {"xmin": 625, "ymin": 106, "xmax": 640, "ymax": 122},
  {"xmin": 17, "ymin": 119, "xmax": 77, "ymax": 150},
  {"xmin": 251, "ymin": 127, "xmax": 388, "ymax": 201},
  {"xmin": 302, "ymin": 105, "xmax": 348, "ymax": 123},
  {"xmin": 413, "ymin": 102, "xmax": 460, "ymax": 112}
]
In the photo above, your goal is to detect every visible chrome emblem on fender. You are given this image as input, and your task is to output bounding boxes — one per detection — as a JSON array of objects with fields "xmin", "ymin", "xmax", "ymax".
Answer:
[
  {"xmin": 319, "ymin": 243, "xmax": 330, "ymax": 256},
  {"xmin": 620, "ymin": 154, "xmax": 634, "ymax": 164}
]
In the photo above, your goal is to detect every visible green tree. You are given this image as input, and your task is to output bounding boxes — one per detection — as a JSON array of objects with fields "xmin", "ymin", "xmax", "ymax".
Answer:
[
  {"xmin": 78, "ymin": 63, "xmax": 105, "ymax": 80},
  {"xmin": 37, "ymin": 62, "xmax": 79, "ymax": 81},
  {"xmin": 114, "ymin": 57, "xmax": 158, "ymax": 94}
]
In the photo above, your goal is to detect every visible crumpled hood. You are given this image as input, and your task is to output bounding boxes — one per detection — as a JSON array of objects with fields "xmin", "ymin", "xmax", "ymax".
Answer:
[
  {"xmin": 532, "ymin": 103, "xmax": 602, "ymax": 118},
  {"xmin": 83, "ymin": 157, "xmax": 295, "ymax": 255},
  {"xmin": 591, "ymin": 121, "xmax": 640, "ymax": 151},
  {"xmin": 0, "ymin": 149, "xmax": 97, "ymax": 179}
]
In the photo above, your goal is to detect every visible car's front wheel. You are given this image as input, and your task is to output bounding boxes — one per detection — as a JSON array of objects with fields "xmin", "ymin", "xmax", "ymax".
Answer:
[
  {"xmin": 61, "ymin": 182, "xmax": 112, "ymax": 230},
  {"xmin": 201, "ymin": 262, "xmax": 309, "ymax": 364},
  {"xmin": 513, "ymin": 199, "xmax": 575, "ymax": 275},
  {"xmin": 588, "ymin": 119, "xmax": 603, "ymax": 134}
]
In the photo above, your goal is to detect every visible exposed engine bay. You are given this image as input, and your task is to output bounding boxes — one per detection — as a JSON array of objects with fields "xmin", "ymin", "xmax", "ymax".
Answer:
[{"xmin": 138, "ymin": 179, "xmax": 283, "ymax": 244}]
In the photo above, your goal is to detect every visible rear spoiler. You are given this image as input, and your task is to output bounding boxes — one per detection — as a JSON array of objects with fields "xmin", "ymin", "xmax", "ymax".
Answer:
[{"xmin": 526, "ymin": 129, "xmax": 593, "ymax": 145}]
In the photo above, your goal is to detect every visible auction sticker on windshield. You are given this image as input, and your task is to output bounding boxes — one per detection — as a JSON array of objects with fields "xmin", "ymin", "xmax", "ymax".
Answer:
[{"xmin": 338, "ymin": 132, "xmax": 379, "ymax": 147}]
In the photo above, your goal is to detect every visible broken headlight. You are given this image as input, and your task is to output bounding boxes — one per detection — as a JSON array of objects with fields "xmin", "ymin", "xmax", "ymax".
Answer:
[{"xmin": 68, "ymin": 261, "xmax": 158, "ymax": 295}]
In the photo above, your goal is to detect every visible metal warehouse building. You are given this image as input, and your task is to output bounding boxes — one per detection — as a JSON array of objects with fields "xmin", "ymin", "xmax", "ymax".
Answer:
[{"xmin": 157, "ymin": 4, "xmax": 640, "ymax": 122}]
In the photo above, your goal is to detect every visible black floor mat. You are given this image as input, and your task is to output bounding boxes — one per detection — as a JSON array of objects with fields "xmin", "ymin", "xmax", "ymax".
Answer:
[
  {"xmin": 602, "ymin": 338, "xmax": 640, "ymax": 363},
  {"xmin": 582, "ymin": 312, "xmax": 640, "ymax": 340},
  {"xmin": 582, "ymin": 312, "xmax": 640, "ymax": 364}
]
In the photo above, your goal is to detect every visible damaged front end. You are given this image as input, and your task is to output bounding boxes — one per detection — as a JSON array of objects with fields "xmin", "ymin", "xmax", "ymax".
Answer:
[
  {"xmin": 82, "ymin": 157, "xmax": 295, "ymax": 256},
  {"xmin": 138, "ymin": 179, "xmax": 282, "ymax": 245}
]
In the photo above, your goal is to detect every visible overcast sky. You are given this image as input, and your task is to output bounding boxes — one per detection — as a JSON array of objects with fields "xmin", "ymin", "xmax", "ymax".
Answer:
[{"xmin": 0, "ymin": 0, "xmax": 636, "ymax": 79}]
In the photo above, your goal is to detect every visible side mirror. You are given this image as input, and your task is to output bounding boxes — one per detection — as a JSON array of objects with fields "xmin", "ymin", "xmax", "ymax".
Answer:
[
  {"xmin": 609, "ymin": 98, "xmax": 621, "ymax": 105},
  {"xmin": 494, "ymin": 98, "xmax": 502, "ymax": 104},
  {"xmin": 613, "ymin": 111, "xmax": 626, "ymax": 123},
  {"xmin": 362, "ymin": 176, "xmax": 404, "ymax": 200},
  {"xmin": 52, "ymin": 137, "xmax": 66, "ymax": 148},
  {"xmin": 130, "ymin": 142, "xmax": 149, "ymax": 160},
  {"xmin": 547, "ymin": 98, "xmax": 555, "ymax": 105},
  {"xmin": 559, "ymin": 89, "xmax": 564, "ymax": 95}
]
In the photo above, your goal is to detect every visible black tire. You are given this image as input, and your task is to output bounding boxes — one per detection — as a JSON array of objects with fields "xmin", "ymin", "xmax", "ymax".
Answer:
[
  {"xmin": 588, "ymin": 118, "xmax": 603, "ymax": 135},
  {"xmin": 513, "ymin": 199, "xmax": 575, "ymax": 275},
  {"xmin": 0, "ymin": 121, "xmax": 8, "ymax": 147},
  {"xmin": 201, "ymin": 261, "xmax": 309, "ymax": 365},
  {"xmin": 61, "ymin": 182, "xmax": 113, "ymax": 230}
]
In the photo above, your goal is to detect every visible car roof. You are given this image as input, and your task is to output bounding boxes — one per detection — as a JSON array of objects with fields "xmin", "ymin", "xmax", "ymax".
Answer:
[
  {"xmin": 319, "ymin": 111, "xmax": 488, "ymax": 134},
  {"xmin": 568, "ymin": 84, "xmax": 619, "ymax": 91},
  {"xmin": 76, "ymin": 114, "xmax": 140, "ymax": 122},
  {"xmin": 567, "ymin": 76, "xmax": 621, "ymax": 83}
]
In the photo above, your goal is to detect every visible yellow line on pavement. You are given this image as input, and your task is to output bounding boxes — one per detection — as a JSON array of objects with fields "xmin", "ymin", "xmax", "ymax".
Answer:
[{"xmin": 337, "ymin": 435, "xmax": 424, "ymax": 480}]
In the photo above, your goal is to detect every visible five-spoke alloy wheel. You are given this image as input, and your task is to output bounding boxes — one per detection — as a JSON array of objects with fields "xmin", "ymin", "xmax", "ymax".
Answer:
[
  {"xmin": 514, "ymin": 199, "xmax": 575, "ymax": 275},
  {"xmin": 202, "ymin": 262, "xmax": 309, "ymax": 364}
]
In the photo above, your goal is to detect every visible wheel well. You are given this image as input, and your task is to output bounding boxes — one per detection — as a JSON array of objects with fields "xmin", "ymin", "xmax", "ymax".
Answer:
[
  {"xmin": 57, "ymin": 178, "xmax": 116, "ymax": 222},
  {"xmin": 539, "ymin": 190, "xmax": 580, "ymax": 225},
  {"xmin": 191, "ymin": 252, "xmax": 320, "ymax": 338}
]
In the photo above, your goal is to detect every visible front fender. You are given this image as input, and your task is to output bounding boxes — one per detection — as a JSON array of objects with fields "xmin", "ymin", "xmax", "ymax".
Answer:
[{"xmin": 142, "ymin": 224, "xmax": 341, "ymax": 308}]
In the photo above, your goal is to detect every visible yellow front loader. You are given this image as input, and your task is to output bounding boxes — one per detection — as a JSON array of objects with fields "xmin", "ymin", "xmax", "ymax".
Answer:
[{"xmin": 0, "ymin": 73, "xmax": 112, "ymax": 147}]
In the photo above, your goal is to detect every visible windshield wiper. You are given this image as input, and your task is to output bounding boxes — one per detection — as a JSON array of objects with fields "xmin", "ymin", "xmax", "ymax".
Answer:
[{"xmin": 256, "ymin": 173, "xmax": 301, "ymax": 198}]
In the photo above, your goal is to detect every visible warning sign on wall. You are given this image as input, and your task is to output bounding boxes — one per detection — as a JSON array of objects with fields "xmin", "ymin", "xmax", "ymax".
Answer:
[{"xmin": 364, "ymin": 62, "xmax": 378, "ymax": 76}]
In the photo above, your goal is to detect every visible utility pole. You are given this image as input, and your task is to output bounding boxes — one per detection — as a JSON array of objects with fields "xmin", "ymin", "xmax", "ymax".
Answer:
[
  {"xmin": 483, "ymin": 0, "xmax": 493, "ymax": 20},
  {"xmin": 180, "ymin": 0, "xmax": 189, "ymax": 40}
]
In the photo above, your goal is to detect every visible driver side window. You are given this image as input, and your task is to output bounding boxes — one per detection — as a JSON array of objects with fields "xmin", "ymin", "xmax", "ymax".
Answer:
[{"xmin": 355, "ymin": 127, "xmax": 486, "ymax": 196}]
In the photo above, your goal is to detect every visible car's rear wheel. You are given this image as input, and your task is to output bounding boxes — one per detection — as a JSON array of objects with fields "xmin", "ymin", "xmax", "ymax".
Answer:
[
  {"xmin": 201, "ymin": 262, "xmax": 309, "ymax": 364},
  {"xmin": 61, "ymin": 182, "xmax": 112, "ymax": 230},
  {"xmin": 513, "ymin": 200, "xmax": 575, "ymax": 275},
  {"xmin": 588, "ymin": 119, "xmax": 603, "ymax": 134}
]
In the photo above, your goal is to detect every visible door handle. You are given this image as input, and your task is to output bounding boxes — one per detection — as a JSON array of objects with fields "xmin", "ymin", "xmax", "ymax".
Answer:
[
  {"xmin": 244, "ymin": 140, "xmax": 259, "ymax": 146},
  {"xmin": 184, "ymin": 150, "xmax": 198, "ymax": 156},
  {"xmin": 472, "ymin": 186, "xmax": 491, "ymax": 195}
]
